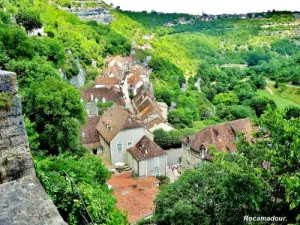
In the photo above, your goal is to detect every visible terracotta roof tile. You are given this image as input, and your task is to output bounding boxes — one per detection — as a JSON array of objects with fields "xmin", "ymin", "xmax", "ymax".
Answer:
[
  {"xmin": 127, "ymin": 136, "xmax": 166, "ymax": 161},
  {"xmin": 183, "ymin": 118, "xmax": 257, "ymax": 155},
  {"xmin": 80, "ymin": 87, "xmax": 125, "ymax": 106},
  {"xmin": 107, "ymin": 173, "xmax": 160, "ymax": 224},
  {"xmin": 95, "ymin": 77, "xmax": 120, "ymax": 85},
  {"xmin": 128, "ymin": 74, "xmax": 143, "ymax": 86},
  {"xmin": 133, "ymin": 88, "xmax": 165, "ymax": 123}
]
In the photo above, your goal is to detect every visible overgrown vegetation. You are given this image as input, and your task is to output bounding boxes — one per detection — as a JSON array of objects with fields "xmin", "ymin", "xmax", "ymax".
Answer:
[{"xmin": 0, "ymin": 92, "xmax": 12, "ymax": 111}]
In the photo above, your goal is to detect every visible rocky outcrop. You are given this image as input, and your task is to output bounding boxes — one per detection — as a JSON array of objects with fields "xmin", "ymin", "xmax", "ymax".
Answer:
[{"xmin": 0, "ymin": 70, "xmax": 66, "ymax": 225}]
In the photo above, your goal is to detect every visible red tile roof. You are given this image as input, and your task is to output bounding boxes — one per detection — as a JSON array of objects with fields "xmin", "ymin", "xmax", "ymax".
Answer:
[
  {"xmin": 107, "ymin": 173, "xmax": 160, "ymax": 224},
  {"xmin": 95, "ymin": 77, "xmax": 120, "ymax": 85},
  {"xmin": 81, "ymin": 116, "xmax": 102, "ymax": 148},
  {"xmin": 127, "ymin": 136, "xmax": 166, "ymax": 161},
  {"xmin": 183, "ymin": 118, "xmax": 257, "ymax": 155},
  {"xmin": 128, "ymin": 74, "xmax": 143, "ymax": 86},
  {"xmin": 80, "ymin": 87, "xmax": 125, "ymax": 106},
  {"xmin": 133, "ymin": 88, "xmax": 165, "ymax": 123}
]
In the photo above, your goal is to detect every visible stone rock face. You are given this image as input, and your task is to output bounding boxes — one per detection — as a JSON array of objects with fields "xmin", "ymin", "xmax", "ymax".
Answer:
[{"xmin": 0, "ymin": 70, "xmax": 66, "ymax": 225}]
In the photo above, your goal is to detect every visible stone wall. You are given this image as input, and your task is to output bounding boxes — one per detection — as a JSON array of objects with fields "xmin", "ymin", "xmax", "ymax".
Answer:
[{"xmin": 0, "ymin": 70, "xmax": 66, "ymax": 225}]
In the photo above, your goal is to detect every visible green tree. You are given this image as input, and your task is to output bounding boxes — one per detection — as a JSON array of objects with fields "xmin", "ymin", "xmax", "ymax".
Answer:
[
  {"xmin": 217, "ymin": 104, "xmax": 256, "ymax": 120},
  {"xmin": 233, "ymin": 82, "xmax": 255, "ymax": 101},
  {"xmin": 244, "ymin": 96, "xmax": 276, "ymax": 117},
  {"xmin": 212, "ymin": 92, "xmax": 239, "ymax": 105},
  {"xmin": 25, "ymin": 77, "xmax": 85, "ymax": 154},
  {"xmin": 237, "ymin": 108, "xmax": 300, "ymax": 223},
  {"xmin": 154, "ymin": 154, "xmax": 270, "ymax": 225},
  {"xmin": 36, "ymin": 154, "xmax": 128, "ymax": 225},
  {"xmin": 16, "ymin": 9, "xmax": 42, "ymax": 32}
]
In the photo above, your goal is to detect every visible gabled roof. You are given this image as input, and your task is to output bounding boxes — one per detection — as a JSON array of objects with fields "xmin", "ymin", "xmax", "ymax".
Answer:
[
  {"xmin": 127, "ymin": 136, "xmax": 166, "ymax": 161},
  {"xmin": 95, "ymin": 77, "xmax": 120, "ymax": 86},
  {"xmin": 81, "ymin": 116, "xmax": 102, "ymax": 148},
  {"xmin": 107, "ymin": 173, "xmax": 159, "ymax": 224},
  {"xmin": 127, "ymin": 74, "xmax": 143, "ymax": 86},
  {"xmin": 130, "ymin": 65, "xmax": 149, "ymax": 76},
  {"xmin": 182, "ymin": 118, "xmax": 257, "ymax": 154},
  {"xmin": 133, "ymin": 88, "xmax": 165, "ymax": 122},
  {"xmin": 96, "ymin": 104, "xmax": 144, "ymax": 143},
  {"xmin": 106, "ymin": 55, "xmax": 135, "ymax": 66},
  {"xmin": 80, "ymin": 87, "xmax": 125, "ymax": 106}
]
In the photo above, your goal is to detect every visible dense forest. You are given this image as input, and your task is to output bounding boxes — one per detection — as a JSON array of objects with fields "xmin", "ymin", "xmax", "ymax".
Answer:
[{"xmin": 0, "ymin": 0, "xmax": 299, "ymax": 224}]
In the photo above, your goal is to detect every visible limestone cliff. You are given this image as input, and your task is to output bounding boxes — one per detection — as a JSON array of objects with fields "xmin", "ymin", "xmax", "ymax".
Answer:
[{"xmin": 0, "ymin": 70, "xmax": 66, "ymax": 225}]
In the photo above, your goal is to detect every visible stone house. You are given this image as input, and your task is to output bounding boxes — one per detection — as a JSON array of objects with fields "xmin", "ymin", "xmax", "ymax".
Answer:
[
  {"xmin": 80, "ymin": 116, "xmax": 103, "ymax": 154},
  {"xmin": 181, "ymin": 118, "xmax": 258, "ymax": 169},
  {"xmin": 127, "ymin": 74, "xmax": 144, "ymax": 96},
  {"xmin": 80, "ymin": 87, "xmax": 125, "ymax": 116},
  {"xmin": 133, "ymin": 88, "xmax": 173, "ymax": 132},
  {"xmin": 127, "ymin": 136, "xmax": 167, "ymax": 177},
  {"xmin": 94, "ymin": 77, "xmax": 121, "ymax": 89},
  {"xmin": 96, "ymin": 104, "xmax": 153, "ymax": 165}
]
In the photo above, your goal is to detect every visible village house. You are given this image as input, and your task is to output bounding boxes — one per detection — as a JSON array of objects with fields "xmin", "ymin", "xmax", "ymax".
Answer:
[
  {"xmin": 181, "ymin": 118, "xmax": 258, "ymax": 169},
  {"xmin": 127, "ymin": 74, "xmax": 144, "ymax": 96},
  {"xmin": 107, "ymin": 173, "xmax": 160, "ymax": 224},
  {"xmin": 129, "ymin": 65, "xmax": 151, "ymax": 84},
  {"xmin": 127, "ymin": 136, "xmax": 167, "ymax": 177},
  {"xmin": 80, "ymin": 87, "xmax": 125, "ymax": 116},
  {"xmin": 94, "ymin": 77, "xmax": 121, "ymax": 89},
  {"xmin": 80, "ymin": 116, "xmax": 103, "ymax": 154},
  {"xmin": 133, "ymin": 88, "xmax": 173, "ymax": 132},
  {"xmin": 96, "ymin": 104, "xmax": 153, "ymax": 165}
]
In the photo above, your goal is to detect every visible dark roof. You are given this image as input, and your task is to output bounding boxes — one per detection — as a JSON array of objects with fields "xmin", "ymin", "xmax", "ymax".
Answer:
[
  {"xmin": 80, "ymin": 87, "xmax": 125, "ymax": 106},
  {"xmin": 81, "ymin": 116, "xmax": 102, "ymax": 148},
  {"xmin": 96, "ymin": 104, "xmax": 144, "ymax": 143},
  {"xmin": 127, "ymin": 136, "xmax": 166, "ymax": 161},
  {"xmin": 183, "ymin": 118, "xmax": 257, "ymax": 154}
]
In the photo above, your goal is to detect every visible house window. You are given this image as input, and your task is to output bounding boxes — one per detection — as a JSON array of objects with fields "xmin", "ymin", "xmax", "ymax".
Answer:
[
  {"xmin": 153, "ymin": 170, "xmax": 160, "ymax": 177},
  {"xmin": 127, "ymin": 141, "xmax": 133, "ymax": 148},
  {"xmin": 117, "ymin": 143, "xmax": 123, "ymax": 152},
  {"xmin": 153, "ymin": 157, "xmax": 160, "ymax": 168}
]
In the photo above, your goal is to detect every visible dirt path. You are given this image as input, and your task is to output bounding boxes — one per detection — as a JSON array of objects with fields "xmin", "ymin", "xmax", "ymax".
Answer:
[
  {"xmin": 265, "ymin": 78, "xmax": 300, "ymax": 89},
  {"xmin": 266, "ymin": 86, "xmax": 275, "ymax": 95}
]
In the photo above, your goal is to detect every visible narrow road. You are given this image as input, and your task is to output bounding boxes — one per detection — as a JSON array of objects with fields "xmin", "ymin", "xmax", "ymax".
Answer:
[{"xmin": 265, "ymin": 78, "xmax": 300, "ymax": 89}]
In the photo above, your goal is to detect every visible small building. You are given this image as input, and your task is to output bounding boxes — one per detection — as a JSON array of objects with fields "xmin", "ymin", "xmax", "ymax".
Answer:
[
  {"xmin": 107, "ymin": 173, "xmax": 160, "ymax": 224},
  {"xmin": 127, "ymin": 74, "xmax": 144, "ymax": 96},
  {"xmin": 80, "ymin": 87, "xmax": 125, "ymax": 116},
  {"xmin": 80, "ymin": 116, "xmax": 102, "ymax": 154},
  {"xmin": 127, "ymin": 136, "xmax": 167, "ymax": 177},
  {"xmin": 96, "ymin": 104, "xmax": 153, "ymax": 165},
  {"xmin": 181, "ymin": 118, "xmax": 258, "ymax": 169},
  {"xmin": 81, "ymin": 87, "xmax": 125, "ymax": 106},
  {"xmin": 94, "ymin": 77, "xmax": 120, "ymax": 88},
  {"xmin": 133, "ymin": 88, "xmax": 173, "ymax": 132}
]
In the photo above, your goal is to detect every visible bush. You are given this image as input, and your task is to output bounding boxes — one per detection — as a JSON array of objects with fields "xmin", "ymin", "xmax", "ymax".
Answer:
[
  {"xmin": 0, "ymin": 92, "xmax": 12, "ymax": 111},
  {"xmin": 153, "ymin": 129, "xmax": 195, "ymax": 149},
  {"xmin": 16, "ymin": 9, "xmax": 42, "ymax": 32}
]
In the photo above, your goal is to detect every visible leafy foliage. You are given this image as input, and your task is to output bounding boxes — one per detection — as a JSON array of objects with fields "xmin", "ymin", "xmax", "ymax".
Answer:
[
  {"xmin": 35, "ymin": 154, "xmax": 128, "ymax": 225},
  {"xmin": 155, "ymin": 154, "xmax": 270, "ymax": 225},
  {"xmin": 24, "ymin": 77, "xmax": 85, "ymax": 155}
]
